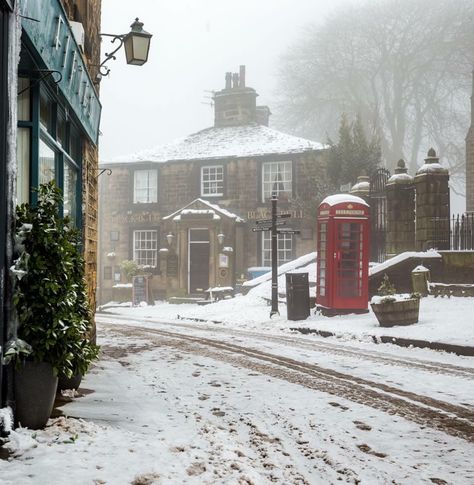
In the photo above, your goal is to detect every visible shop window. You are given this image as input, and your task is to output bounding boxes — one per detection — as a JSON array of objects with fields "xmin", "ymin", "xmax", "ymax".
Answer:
[
  {"xmin": 262, "ymin": 161, "xmax": 292, "ymax": 202},
  {"xmin": 262, "ymin": 232, "xmax": 293, "ymax": 266},
  {"xmin": 17, "ymin": 84, "xmax": 82, "ymax": 224},
  {"xmin": 133, "ymin": 169, "xmax": 157, "ymax": 204},
  {"xmin": 17, "ymin": 78, "xmax": 31, "ymax": 204},
  {"xmin": 201, "ymin": 165, "xmax": 224, "ymax": 197},
  {"xmin": 133, "ymin": 230, "xmax": 158, "ymax": 267},
  {"xmin": 104, "ymin": 266, "xmax": 112, "ymax": 280}
]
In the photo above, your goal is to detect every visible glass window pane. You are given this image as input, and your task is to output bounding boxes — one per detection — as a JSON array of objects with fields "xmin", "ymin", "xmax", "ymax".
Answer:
[
  {"xmin": 134, "ymin": 169, "xmax": 157, "ymax": 203},
  {"xmin": 39, "ymin": 139, "xmax": 55, "ymax": 185},
  {"xmin": 262, "ymin": 161, "xmax": 292, "ymax": 201},
  {"xmin": 40, "ymin": 95, "xmax": 53, "ymax": 134},
  {"xmin": 17, "ymin": 78, "xmax": 31, "ymax": 121},
  {"xmin": 16, "ymin": 127, "xmax": 30, "ymax": 204},
  {"xmin": 64, "ymin": 161, "xmax": 77, "ymax": 224}
]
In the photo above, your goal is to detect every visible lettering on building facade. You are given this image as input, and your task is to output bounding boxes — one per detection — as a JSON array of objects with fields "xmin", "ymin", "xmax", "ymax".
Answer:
[{"xmin": 247, "ymin": 209, "xmax": 304, "ymax": 220}]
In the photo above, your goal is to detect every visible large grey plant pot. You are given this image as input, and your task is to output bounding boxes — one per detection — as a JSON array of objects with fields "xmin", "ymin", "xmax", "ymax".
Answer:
[
  {"xmin": 57, "ymin": 373, "xmax": 82, "ymax": 391},
  {"xmin": 14, "ymin": 361, "xmax": 58, "ymax": 429}
]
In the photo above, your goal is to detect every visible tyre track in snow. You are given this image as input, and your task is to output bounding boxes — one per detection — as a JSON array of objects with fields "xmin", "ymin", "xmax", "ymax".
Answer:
[
  {"xmin": 99, "ymin": 321, "xmax": 474, "ymax": 443},
  {"xmin": 96, "ymin": 313, "xmax": 474, "ymax": 379}
]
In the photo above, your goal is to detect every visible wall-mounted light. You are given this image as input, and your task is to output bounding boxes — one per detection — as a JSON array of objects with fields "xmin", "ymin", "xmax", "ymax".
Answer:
[
  {"xmin": 166, "ymin": 233, "xmax": 175, "ymax": 246},
  {"xmin": 217, "ymin": 233, "xmax": 225, "ymax": 245},
  {"xmin": 98, "ymin": 18, "xmax": 152, "ymax": 79}
]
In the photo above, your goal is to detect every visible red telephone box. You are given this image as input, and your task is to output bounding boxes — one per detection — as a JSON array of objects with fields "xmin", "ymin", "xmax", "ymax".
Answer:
[{"xmin": 316, "ymin": 195, "xmax": 370, "ymax": 314}]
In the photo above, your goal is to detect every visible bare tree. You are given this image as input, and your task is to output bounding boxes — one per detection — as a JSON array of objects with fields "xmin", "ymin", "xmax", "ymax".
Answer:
[{"xmin": 276, "ymin": 0, "xmax": 474, "ymax": 191}]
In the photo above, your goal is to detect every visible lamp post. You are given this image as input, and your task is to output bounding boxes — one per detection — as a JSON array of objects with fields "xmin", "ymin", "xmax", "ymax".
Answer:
[{"xmin": 98, "ymin": 18, "xmax": 152, "ymax": 79}]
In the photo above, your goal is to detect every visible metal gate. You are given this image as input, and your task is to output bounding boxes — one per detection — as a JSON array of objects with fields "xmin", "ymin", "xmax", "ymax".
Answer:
[{"xmin": 369, "ymin": 168, "xmax": 391, "ymax": 263}]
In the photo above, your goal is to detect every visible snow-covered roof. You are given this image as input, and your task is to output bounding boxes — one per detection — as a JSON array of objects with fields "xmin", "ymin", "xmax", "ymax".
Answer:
[
  {"xmin": 321, "ymin": 194, "xmax": 369, "ymax": 207},
  {"xmin": 106, "ymin": 124, "xmax": 325, "ymax": 165},
  {"xmin": 162, "ymin": 198, "xmax": 244, "ymax": 222}
]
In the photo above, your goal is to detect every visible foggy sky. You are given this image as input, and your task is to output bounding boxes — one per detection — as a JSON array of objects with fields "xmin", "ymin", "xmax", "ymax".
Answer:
[{"xmin": 98, "ymin": 0, "xmax": 348, "ymax": 161}]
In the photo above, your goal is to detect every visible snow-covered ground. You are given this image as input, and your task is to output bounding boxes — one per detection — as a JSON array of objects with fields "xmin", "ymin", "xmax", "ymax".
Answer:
[
  {"xmin": 1, "ymin": 320, "xmax": 473, "ymax": 484},
  {"xmin": 1, "ymin": 256, "xmax": 473, "ymax": 483},
  {"xmin": 99, "ymin": 290, "xmax": 474, "ymax": 348}
]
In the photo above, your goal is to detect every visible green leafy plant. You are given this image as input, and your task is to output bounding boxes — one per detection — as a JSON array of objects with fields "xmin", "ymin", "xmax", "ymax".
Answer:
[
  {"xmin": 12, "ymin": 182, "xmax": 99, "ymax": 378},
  {"xmin": 120, "ymin": 259, "xmax": 140, "ymax": 282},
  {"xmin": 377, "ymin": 274, "xmax": 396, "ymax": 297}
]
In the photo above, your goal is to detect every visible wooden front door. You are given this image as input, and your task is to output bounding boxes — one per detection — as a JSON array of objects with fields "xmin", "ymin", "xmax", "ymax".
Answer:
[{"xmin": 188, "ymin": 228, "xmax": 210, "ymax": 294}]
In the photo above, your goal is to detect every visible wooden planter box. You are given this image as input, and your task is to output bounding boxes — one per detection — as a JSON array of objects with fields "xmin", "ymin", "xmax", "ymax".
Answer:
[{"xmin": 371, "ymin": 297, "xmax": 420, "ymax": 327}]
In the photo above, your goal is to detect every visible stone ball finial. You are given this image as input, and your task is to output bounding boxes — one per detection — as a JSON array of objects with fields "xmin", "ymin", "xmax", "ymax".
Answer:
[
  {"xmin": 394, "ymin": 159, "xmax": 408, "ymax": 174},
  {"xmin": 424, "ymin": 147, "xmax": 440, "ymax": 165}
]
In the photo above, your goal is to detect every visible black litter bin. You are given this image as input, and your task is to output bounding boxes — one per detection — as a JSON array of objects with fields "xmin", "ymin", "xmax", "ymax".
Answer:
[{"xmin": 286, "ymin": 272, "xmax": 310, "ymax": 321}]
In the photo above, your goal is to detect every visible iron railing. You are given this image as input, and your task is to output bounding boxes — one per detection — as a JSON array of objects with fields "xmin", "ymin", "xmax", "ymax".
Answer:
[{"xmin": 432, "ymin": 213, "xmax": 474, "ymax": 250}]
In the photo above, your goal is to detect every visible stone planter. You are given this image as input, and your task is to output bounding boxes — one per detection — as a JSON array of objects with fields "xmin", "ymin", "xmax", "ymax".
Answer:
[
  {"xmin": 14, "ymin": 361, "xmax": 58, "ymax": 429},
  {"xmin": 371, "ymin": 297, "xmax": 420, "ymax": 327}
]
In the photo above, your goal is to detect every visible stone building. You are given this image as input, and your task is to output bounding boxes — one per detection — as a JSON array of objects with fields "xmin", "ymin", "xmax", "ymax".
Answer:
[
  {"xmin": 98, "ymin": 67, "xmax": 326, "ymax": 303},
  {"xmin": 0, "ymin": 0, "xmax": 102, "ymax": 415}
]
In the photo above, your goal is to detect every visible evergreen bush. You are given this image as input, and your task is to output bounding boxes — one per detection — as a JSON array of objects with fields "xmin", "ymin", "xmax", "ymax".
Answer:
[{"xmin": 12, "ymin": 182, "xmax": 99, "ymax": 377}]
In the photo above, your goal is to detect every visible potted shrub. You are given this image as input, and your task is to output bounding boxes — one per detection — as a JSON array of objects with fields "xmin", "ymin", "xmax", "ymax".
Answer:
[
  {"xmin": 8, "ymin": 182, "xmax": 99, "ymax": 428},
  {"xmin": 370, "ymin": 274, "xmax": 420, "ymax": 327}
]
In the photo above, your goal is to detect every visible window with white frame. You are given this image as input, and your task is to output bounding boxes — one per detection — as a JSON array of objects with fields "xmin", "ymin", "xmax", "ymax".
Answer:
[
  {"xmin": 201, "ymin": 165, "xmax": 224, "ymax": 196},
  {"xmin": 133, "ymin": 230, "xmax": 158, "ymax": 267},
  {"xmin": 262, "ymin": 232, "xmax": 293, "ymax": 266},
  {"xmin": 262, "ymin": 161, "xmax": 292, "ymax": 201},
  {"xmin": 134, "ymin": 169, "xmax": 158, "ymax": 203}
]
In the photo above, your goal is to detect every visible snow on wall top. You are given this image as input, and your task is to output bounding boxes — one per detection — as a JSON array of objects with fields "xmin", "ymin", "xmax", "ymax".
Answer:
[
  {"xmin": 242, "ymin": 252, "xmax": 316, "ymax": 288},
  {"xmin": 106, "ymin": 124, "xmax": 325, "ymax": 164},
  {"xmin": 369, "ymin": 250, "xmax": 441, "ymax": 276},
  {"xmin": 321, "ymin": 194, "xmax": 369, "ymax": 207}
]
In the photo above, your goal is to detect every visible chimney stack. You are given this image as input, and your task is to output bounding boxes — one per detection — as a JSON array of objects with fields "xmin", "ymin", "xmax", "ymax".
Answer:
[
  {"xmin": 225, "ymin": 72, "xmax": 232, "ymax": 90},
  {"xmin": 239, "ymin": 65, "xmax": 246, "ymax": 88},
  {"xmin": 232, "ymin": 73, "xmax": 239, "ymax": 89},
  {"xmin": 214, "ymin": 65, "xmax": 258, "ymax": 127}
]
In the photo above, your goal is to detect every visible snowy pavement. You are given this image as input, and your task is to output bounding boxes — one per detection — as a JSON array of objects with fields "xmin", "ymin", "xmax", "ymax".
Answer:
[{"xmin": 1, "ymin": 313, "xmax": 473, "ymax": 484}]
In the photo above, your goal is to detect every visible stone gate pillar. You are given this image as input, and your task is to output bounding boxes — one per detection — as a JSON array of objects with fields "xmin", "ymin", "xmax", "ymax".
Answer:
[
  {"xmin": 414, "ymin": 149, "xmax": 450, "ymax": 251},
  {"xmin": 349, "ymin": 175, "xmax": 370, "ymax": 204},
  {"xmin": 386, "ymin": 160, "xmax": 415, "ymax": 256}
]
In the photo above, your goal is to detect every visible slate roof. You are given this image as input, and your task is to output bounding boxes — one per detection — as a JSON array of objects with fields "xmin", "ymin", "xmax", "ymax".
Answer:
[{"xmin": 106, "ymin": 124, "xmax": 325, "ymax": 165}]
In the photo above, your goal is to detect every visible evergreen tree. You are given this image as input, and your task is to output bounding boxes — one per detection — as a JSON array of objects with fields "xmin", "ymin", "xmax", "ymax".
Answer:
[{"xmin": 327, "ymin": 114, "xmax": 381, "ymax": 189}]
